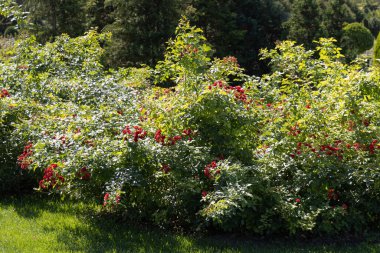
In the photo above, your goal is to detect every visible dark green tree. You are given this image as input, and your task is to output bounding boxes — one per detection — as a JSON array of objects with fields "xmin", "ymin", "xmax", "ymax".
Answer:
[
  {"xmin": 360, "ymin": 0, "xmax": 380, "ymax": 36},
  {"xmin": 285, "ymin": 0, "xmax": 322, "ymax": 48},
  {"xmin": 84, "ymin": 0, "xmax": 113, "ymax": 32},
  {"xmin": 190, "ymin": 0, "xmax": 288, "ymax": 74},
  {"xmin": 374, "ymin": 32, "xmax": 380, "ymax": 64},
  {"xmin": 23, "ymin": 0, "xmax": 86, "ymax": 42},
  {"xmin": 341, "ymin": 22, "xmax": 374, "ymax": 60},
  {"xmin": 319, "ymin": 0, "xmax": 357, "ymax": 40},
  {"xmin": 103, "ymin": 0, "xmax": 185, "ymax": 68}
]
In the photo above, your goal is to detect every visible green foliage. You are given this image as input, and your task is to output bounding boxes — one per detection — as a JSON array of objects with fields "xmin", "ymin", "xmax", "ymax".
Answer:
[
  {"xmin": 2, "ymin": 19, "xmax": 380, "ymax": 236},
  {"xmin": 0, "ymin": 0, "xmax": 28, "ymax": 35},
  {"xmin": 341, "ymin": 22, "xmax": 374, "ymax": 60},
  {"xmin": 190, "ymin": 0, "xmax": 289, "ymax": 74},
  {"xmin": 375, "ymin": 32, "xmax": 380, "ymax": 64},
  {"xmin": 285, "ymin": 0, "xmax": 360, "ymax": 49},
  {"xmin": 23, "ymin": 0, "xmax": 87, "ymax": 42},
  {"xmin": 319, "ymin": 0, "xmax": 358, "ymax": 39},
  {"xmin": 285, "ymin": 0, "xmax": 322, "ymax": 48},
  {"xmin": 0, "ymin": 98, "xmax": 36, "ymax": 193},
  {"xmin": 360, "ymin": 0, "xmax": 380, "ymax": 36},
  {"xmin": 154, "ymin": 17, "xmax": 213, "ymax": 88},
  {"xmin": 103, "ymin": 0, "xmax": 184, "ymax": 68}
]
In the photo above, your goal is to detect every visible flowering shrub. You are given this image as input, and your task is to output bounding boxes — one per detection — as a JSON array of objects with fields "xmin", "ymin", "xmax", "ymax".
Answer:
[
  {"xmin": 1, "ymin": 19, "xmax": 380, "ymax": 235},
  {"xmin": 0, "ymin": 95, "xmax": 37, "ymax": 193}
]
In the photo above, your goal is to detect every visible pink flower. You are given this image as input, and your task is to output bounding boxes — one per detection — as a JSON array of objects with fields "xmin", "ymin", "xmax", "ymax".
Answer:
[
  {"xmin": 116, "ymin": 195, "xmax": 121, "ymax": 204},
  {"xmin": 103, "ymin": 193, "xmax": 110, "ymax": 207},
  {"xmin": 295, "ymin": 198, "xmax": 301, "ymax": 203}
]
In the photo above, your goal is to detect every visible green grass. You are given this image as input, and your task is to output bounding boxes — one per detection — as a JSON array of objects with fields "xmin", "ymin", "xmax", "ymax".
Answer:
[{"xmin": 0, "ymin": 194, "xmax": 379, "ymax": 253}]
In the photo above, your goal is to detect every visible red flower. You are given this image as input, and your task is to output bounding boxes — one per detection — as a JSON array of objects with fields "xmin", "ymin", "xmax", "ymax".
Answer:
[
  {"xmin": 0, "ymin": 88, "xmax": 10, "ymax": 98},
  {"xmin": 123, "ymin": 125, "xmax": 146, "ymax": 142},
  {"xmin": 154, "ymin": 129, "xmax": 166, "ymax": 144},
  {"xmin": 103, "ymin": 193, "xmax": 110, "ymax": 207},
  {"xmin": 39, "ymin": 164, "xmax": 65, "ymax": 190},
  {"xmin": 204, "ymin": 161, "xmax": 219, "ymax": 179},
  {"xmin": 213, "ymin": 81, "xmax": 223, "ymax": 87},
  {"xmin": 17, "ymin": 142, "xmax": 33, "ymax": 170},
  {"xmin": 173, "ymin": 135, "xmax": 182, "ymax": 141},
  {"xmin": 39, "ymin": 180, "xmax": 46, "ymax": 189},
  {"xmin": 122, "ymin": 125, "xmax": 131, "ymax": 135},
  {"xmin": 202, "ymin": 191, "xmax": 208, "ymax": 197},
  {"xmin": 204, "ymin": 167, "xmax": 211, "ymax": 179},
  {"xmin": 328, "ymin": 188, "xmax": 338, "ymax": 200},
  {"xmin": 78, "ymin": 167, "xmax": 91, "ymax": 180},
  {"xmin": 116, "ymin": 194, "xmax": 121, "ymax": 204},
  {"xmin": 295, "ymin": 198, "xmax": 301, "ymax": 203},
  {"xmin": 161, "ymin": 164, "xmax": 171, "ymax": 174},
  {"xmin": 59, "ymin": 135, "xmax": 66, "ymax": 145},
  {"xmin": 50, "ymin": 164, "xmax": 58, "ymax": 169},
  {"xmin": 369, "ymin": 139, "xmax": 378, "ymax": 154}
]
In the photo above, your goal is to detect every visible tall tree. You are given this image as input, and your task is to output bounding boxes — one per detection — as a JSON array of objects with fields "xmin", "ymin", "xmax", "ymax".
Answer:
[
  {"xmin": 103, "ymin": 0, "xmax": 185, "ymax": 68},
  {"xmin": 84, "ymin": 0, "xmax": 113, "ymax": 32},
  {"xmin": 285, "ymin": 0, "xmax": 323, "ymax": 48},
  {"xmin": 319, "ymin": 0, "xmax": 357, "ymax": 40},
  {"xmin": 285, "ymin": 0, "xmax": 360, "ymax": 49},
  {"xmin": 190, "ymin": 0, "xmax": 288, "ymax": 74},
  {"xmin": 374, "ymin": 32, "xmax": 380, "ymax": 64},
  {"xmin": 341, "ymin": 22, "xmax": 374, "ymax": 60},
  {"xmin": 24, "ymin": 0, "xmax": 86, "ymax": 42}
]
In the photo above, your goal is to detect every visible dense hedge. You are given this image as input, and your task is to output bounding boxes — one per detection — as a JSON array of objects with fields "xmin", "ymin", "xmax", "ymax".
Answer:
[{"xmin": 1, "ymin": 19, "xmax": 380, "ymax": 236}]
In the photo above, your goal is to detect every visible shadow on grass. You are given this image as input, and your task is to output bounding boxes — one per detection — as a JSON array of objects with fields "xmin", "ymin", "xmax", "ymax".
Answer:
[
  {"xmin": 0, "ymin": 193, "xmax": 90, "ymax": 219},
  {"xmin": 1, "ymin": 194, "xmax": 380, "ymax": 253}
]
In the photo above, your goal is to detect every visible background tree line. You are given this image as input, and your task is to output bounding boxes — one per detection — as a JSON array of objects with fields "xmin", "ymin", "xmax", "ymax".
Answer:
[{"xmin": 1, "ymin": 0, "xmax": 380, "ymax": 74}]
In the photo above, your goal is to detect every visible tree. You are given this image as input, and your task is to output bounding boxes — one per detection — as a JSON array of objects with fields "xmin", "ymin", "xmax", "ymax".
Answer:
[
  {"xmin": 84, "ymin": 0, "xmax": 113, "ymax": 32},
  {"xmin": 190, "ymin": 0, "xmax": 288, "ymax": 74},
  {"xmin": 341, "ymin": 22, "xmax": 374, "ymax": 60},
  {"xmin": 374, "ymin": 32, "xmax": 380, "ymax": 64},
  {"xmin": 319, "ymin": 0, "xmax": 357, "ymax": 40},
  {"xmin": 285, "ymin": 0, "xmax": 322, "ymax": 48},
  {"xmin": 285, "ymin": 0, "xmax": 361, "ymax": 49},
  {"xmin": 0, "ymin": 0, "xmax": 27, "ymax": 35},
  {"xmin": 360, "ymin": 0, "xmax": 380, "ymax": 36},
  {"xmin": 103, "ymin": 0, "xmax": 185, "ymax": 68},
  {"xmin": 23, "ymin": 0, "xmax": 86, "ymax": 42}
]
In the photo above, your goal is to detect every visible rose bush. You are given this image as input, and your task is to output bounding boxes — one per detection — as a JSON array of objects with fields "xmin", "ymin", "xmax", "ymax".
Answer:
[{"xmin": 1, "ymin": 18, "xmax": 380, "ymax": 235}]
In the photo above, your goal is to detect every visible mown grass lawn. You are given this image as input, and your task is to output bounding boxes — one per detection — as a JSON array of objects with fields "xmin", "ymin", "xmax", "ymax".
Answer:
[{"xmin": 0, "ymin": 194, "xmax": 379, "ymax": 253}]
